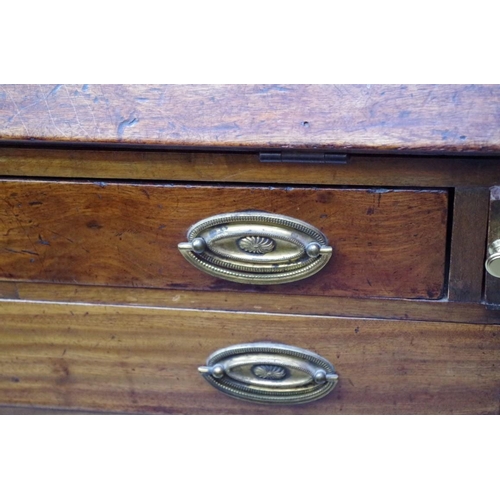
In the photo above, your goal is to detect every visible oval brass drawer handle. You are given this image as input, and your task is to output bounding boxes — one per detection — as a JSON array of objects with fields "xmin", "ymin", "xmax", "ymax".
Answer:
[
  {"xmin": 178, "ymin": 211, "xmax": 332, "ymax": 285},
  {"xmin": 198, "ymin": 342, "xmax": 339, "ymax": 405}
]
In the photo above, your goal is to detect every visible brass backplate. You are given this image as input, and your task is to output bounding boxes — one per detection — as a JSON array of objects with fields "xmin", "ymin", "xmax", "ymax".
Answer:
[{"xmin": 178, "ymin": 211, "xmax": 332, "ymax": 285}]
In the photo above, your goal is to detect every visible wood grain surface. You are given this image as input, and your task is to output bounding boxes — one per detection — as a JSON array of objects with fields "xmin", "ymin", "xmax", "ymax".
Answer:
[
  {"xmin": 0, "ymin": 300, "xmax": 498, "ymax": 414},
  {"xmin": 1, "ymin": 85, "xmax": 499, "ymax": 153},
  {"xmin": 448, "ymin": 188, "xmax": 490, "ymax": 302},
  {"xmin": 0, "ymin": 180, "xmax": 448, "ymax": 299},
  {"xmin": 2, "ymin": 147, "xmax": 500, "ymax": 187},
  {"xmin": 2, "ymin": 281, "xmax": 500, "ymax": 324}
]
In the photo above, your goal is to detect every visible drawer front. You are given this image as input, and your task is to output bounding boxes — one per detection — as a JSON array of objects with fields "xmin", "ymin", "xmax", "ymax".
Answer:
[
  {"xmin": 0, "ymin": 180, "xmax": 448, "ymax": 299},
  {"xmin": 0, "ymin": 301, "xmax": 498, "ymax": 414}
]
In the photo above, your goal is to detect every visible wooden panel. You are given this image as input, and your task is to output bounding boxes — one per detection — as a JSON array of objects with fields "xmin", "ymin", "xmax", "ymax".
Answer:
[
  {"xmin": 3, "ymin": 281, "xmax": 500, "ymax": 325},
  {"xmin": 448, "ymin": 188, "xmax": 489, "ymax": 302},
  {"xmin": 0, "ymin": 301, "xmax": 498, "ymax": 414},
  {"xmin": 1, "ymin": 85, "xmax": 499, "ymax": 153},
  {"xmin": 2, "ymin": 147, "xmax": 500, "ymax": 188},
  {"xmin": 0, "ymin": 180, "xmax": 448, "ymax": 299}
]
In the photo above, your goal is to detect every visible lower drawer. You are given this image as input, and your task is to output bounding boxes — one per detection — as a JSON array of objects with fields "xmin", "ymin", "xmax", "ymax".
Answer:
[{"xmin": 0, "ymin": 301, "xmax": 498, "ymax": 414}]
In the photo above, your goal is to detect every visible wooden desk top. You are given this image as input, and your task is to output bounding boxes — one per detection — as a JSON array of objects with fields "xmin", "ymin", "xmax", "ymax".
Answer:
[{"xmin": 1, "ymin": 84, "xmax": 499, "ymax": 154}]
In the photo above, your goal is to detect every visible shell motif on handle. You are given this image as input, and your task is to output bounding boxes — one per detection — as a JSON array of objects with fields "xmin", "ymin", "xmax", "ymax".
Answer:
[
  {"xmin": 178, "ymin": 211, "xmax": 332, "ymax": 285},
  {"xmin": 198, "ymin": 342, "xmax": 339, "ymax": 405}
]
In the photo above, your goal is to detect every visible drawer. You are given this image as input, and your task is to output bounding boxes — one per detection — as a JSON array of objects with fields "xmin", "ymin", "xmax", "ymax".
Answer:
[
  {"xmin": 0, "ymin": 301, "xmax": 498, "ymax": 414},
  {"xmin": 0, "ymin": 85, "xmax": 498, "ymax": 417},
  {"xmin": 0, "ymin": 179, "xmax": 448, "ymax": 299}
]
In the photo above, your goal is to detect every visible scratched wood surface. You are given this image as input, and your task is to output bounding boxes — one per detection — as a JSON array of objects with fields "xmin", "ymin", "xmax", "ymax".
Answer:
[
  {"xmin": 0, "ymin": 180, "xmax": 448, "ymax": 300},
  {"xmin": 2, "ymin": 147, "xmax": 500, "ymax": 187},
  {"xmin": 1, "ymin": 85, "xmax": 499, "ymax": 153},
  {"xmin": 0, "ymin": 301, "xmax": 498, "ymax": 415}
]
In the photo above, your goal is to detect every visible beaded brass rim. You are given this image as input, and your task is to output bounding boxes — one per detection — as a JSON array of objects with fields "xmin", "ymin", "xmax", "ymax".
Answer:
[
  {"xmin": 198, "ymin": 342, "xmax": 339, "ymax": 405},
  {"xmin": 178, "ymin": 211, "xmax": 333, "ymax": 285}
]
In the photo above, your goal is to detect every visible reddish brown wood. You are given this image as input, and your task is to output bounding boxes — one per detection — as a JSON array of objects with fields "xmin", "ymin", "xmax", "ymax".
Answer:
[
  {"xmin": 0, "ymin": 85, "xmax": 498, "ymax": 415},
  {"xmin": 0, "ymin": 301, "xmax": 498, "ymax": 415},
  {"xmin": 2, "ymin": 281, "xmax": 500, "ymax": 324},
  {"xmin": 0, "ymin": 180, "xmax": 448, "ymax": 300},
  {"xmin": 2, "ymin": 147, "xmax": 500, "ymax": 187},
  {"xmin": 1, "ymin": 85, "xmax": 499, "ymax": 153}
]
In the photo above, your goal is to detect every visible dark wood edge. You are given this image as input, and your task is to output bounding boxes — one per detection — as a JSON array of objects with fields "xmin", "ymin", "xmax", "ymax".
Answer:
[
  {"xmin": 448, "ymin": 188, "xmax": 490, "ymax": 301},
  {"xmin": 2, "ymin": 148, "xmax": 500, "ymax": 188},
  {"xmin": 2, "ymin": 282, "xmax": 500, "ymax": 324},
  {"xmin": 0, "ymin": 405, "xmax": 111, "ymax": 415}
]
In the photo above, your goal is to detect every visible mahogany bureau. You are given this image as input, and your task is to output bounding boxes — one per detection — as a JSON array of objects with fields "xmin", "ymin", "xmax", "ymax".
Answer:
[{"xmin": 0, "ymin": 84, "xmax": 499, "ymax": 414}]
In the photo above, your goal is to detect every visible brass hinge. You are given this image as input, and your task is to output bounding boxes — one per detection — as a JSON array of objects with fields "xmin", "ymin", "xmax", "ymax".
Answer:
[{"xmin": 259, "ymin": 152, "xmax": 348, "ymax": 164}]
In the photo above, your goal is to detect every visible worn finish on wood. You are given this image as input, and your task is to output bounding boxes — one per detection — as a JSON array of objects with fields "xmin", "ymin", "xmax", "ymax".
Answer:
[
  {"xmin": 2, "ymin": 281, "xmax": 500, "ymax": 324},
  {"xmin": 0, "ymin": 300, "xmax": 498, "ymax": 415},
  {"xmin": 448, "ymin": 188, "xmax": 490, "ymax": 302},
  {"xmin": 1, "ymin": 85, "xmax": 499, "ymax": 153},
  {"xmin": 0, "ymin": 180, "xmax": 448, "ymax": 300},
  {"xmin": 2, "ymin": 148, "xmax": 500, "ymax": 188}
]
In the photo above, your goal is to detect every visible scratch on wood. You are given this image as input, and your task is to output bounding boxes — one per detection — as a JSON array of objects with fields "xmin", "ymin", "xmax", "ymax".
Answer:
[
  {"xmin": 64, "ymin": 85, "xmax": 90, "ymax": 138},
  {"xmin": 38, "ymin": 234, "xmax": 50, "ymax": 246},
  {"xmin": 5, "ymin": 89, "xmax": 29, "ymax": 134},
  {"xmin": 48, "ymin": 85, "xmax": 62, "ymax": 97},
  {"xmin": 117, "ymin": 116, "xmax": 139, "ymax": 137},
  {"xmin": 5, "ymin": 248, "xmax": 39, "ymax": 256},
  {"xmin": 255, "ymin": 85, "xmax": 293, "ymax": 95},
  {"xmin": 47, "ymin": 229, "xmax": 74, "ymax": 243},
  {"xmin": 40, "ymin": 84, "xmax": 67, "ymax": 138}
]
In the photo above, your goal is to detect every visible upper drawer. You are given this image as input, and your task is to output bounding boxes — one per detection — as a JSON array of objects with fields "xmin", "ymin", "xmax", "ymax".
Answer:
[{"xmin": 0, "ymin": 180, "xmax": 448, "ymax": 299}]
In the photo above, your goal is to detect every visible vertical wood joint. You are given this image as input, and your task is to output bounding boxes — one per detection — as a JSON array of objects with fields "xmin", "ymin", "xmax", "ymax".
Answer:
[{"xmin": 448, "ymin": 187, "xmax": 489, "ymax": 302}]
